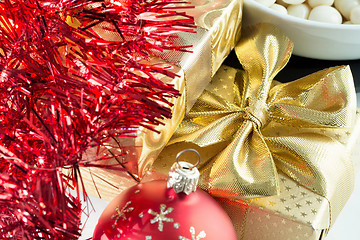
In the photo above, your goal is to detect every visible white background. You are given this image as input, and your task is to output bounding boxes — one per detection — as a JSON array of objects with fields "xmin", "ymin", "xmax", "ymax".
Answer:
[{"xmin": 79, "ymin": 93, "xmax": 360, "ymax": 240}]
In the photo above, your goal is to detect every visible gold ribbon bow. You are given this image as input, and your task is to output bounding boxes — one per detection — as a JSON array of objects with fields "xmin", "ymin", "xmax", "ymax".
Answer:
[{"xmin": 160, "ymin": 24, "xmax": 357, "ymax": 203}]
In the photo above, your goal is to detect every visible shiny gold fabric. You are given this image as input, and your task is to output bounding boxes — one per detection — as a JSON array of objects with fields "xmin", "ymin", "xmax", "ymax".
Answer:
[{"xmin": 166, "ymin": 23, "xmax": 357, "ymax": 210}]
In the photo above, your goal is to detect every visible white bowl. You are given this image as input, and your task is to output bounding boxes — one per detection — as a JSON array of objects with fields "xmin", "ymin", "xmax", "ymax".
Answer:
[{"xmin": 243, "ymin": 0, "xmax": 360, "ymax": 60}]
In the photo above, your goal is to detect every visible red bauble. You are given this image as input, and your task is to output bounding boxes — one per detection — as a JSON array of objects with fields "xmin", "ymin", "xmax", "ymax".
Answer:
[{"xmin": 92, "ymin": 180, "xmax": 237, "ymax": 240}]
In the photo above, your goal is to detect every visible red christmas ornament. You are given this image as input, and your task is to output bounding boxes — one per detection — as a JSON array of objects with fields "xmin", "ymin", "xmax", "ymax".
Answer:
[{"xmin": 93, "ymin": 149, "xmax": 237, "ymax": 240}]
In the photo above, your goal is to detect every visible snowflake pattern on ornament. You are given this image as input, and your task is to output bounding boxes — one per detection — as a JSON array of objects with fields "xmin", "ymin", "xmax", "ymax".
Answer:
[
  {"xmin": 111, "ymin": 201, "xmax": 134, "ymax": 228},
  {"xmin": 148, "ymin": 204, "xmax": 174, "ymax": 231},
  {"xmin": 179, "ymin": 226, "xmax": 206, "ymax": 240}
]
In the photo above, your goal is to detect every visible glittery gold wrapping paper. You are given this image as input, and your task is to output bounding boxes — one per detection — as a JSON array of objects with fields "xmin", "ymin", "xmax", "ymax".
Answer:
[
  {"xmin": 145, "ymin": 23, "xmax": 360, "ymax": 239},
  {"xmin": 79, "ymin": 0, "xmax": 243, "ymax": 199},
  {"xmin": 216, "ymin": 151, "xmax": 360, "ymax": 240},
  {"xmin": 144, "ymin": 110, "xmax": 360, "ymax": 240}
]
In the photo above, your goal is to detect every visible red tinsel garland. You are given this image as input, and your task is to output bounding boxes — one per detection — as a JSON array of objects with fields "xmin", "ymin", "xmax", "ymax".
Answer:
[{"xmin": 0, "ymin": 0, "xmax": 195, "ymax": 238}]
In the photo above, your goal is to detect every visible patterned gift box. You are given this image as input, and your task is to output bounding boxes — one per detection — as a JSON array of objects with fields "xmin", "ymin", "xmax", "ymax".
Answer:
[{"xmin": 79, "ymin": 0, "xmax": 243, "ymax": 199}]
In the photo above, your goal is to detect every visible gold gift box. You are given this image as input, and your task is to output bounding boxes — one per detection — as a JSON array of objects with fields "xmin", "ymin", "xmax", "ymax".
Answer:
[
  {"xmin": 141, "ymin": 108, "xmax": 360, "ymax": 240},
  {"xmin": 79, "ymin": 0, "xmax": 243, "ymax": 199}
]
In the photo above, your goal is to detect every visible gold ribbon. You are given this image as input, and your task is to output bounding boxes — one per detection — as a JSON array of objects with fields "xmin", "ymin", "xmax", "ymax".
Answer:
[{"xmin": 165, "ymin": 23, "xmax": 357, "ymax": 202}]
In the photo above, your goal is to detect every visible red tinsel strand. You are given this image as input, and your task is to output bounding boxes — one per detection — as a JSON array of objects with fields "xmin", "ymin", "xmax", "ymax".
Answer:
[
  {"xmin": 0, "ymin": 0, "xmax": 195, "ymax": 239},
  {"xmin": 0, "ymin": 164, "xmax": 82, "ymax": 239}
]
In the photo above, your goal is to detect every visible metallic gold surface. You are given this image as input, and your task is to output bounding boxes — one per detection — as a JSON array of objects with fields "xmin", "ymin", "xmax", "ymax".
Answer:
[
  {"xmin": 135, "ymin": 0, "xmax": 243, "ymax": 177},
  {"xmin": 161, "ymin": 24, "xmax": 357, "ymax": 224},
  {"xmin": 218, "ymin": 191, "xmax": 324, "ymax": 240},
  {"xmin": 79, "ymin": 0, "xmax": 243, "ymax": 198}
]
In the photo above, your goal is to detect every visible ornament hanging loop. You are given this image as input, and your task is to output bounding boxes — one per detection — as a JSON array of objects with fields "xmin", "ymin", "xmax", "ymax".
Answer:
[
  {"xmin": 175, "ymin": 148, "xmax": 201, "ymax": 170},
  {"xmin": 167, "ymin": 149, "xmax": 201, "ymax": 195}
]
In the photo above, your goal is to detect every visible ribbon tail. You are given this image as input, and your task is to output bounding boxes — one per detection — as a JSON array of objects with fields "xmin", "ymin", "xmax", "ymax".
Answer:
[{"xmin": 199, "ymin": 121, "xmax": 279, "ymax": 198}]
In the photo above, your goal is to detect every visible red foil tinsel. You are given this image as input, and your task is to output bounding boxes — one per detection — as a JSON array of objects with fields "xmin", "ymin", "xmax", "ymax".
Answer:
[{"xmin": 0, "ymin": 0, "xmax": 195, "ymax": 238}]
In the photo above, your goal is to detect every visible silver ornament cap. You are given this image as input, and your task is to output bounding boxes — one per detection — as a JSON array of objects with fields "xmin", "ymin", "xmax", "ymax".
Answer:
[{"xmin": 167, "ymin": 149, "xmax": 200, "ymax": 195}]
